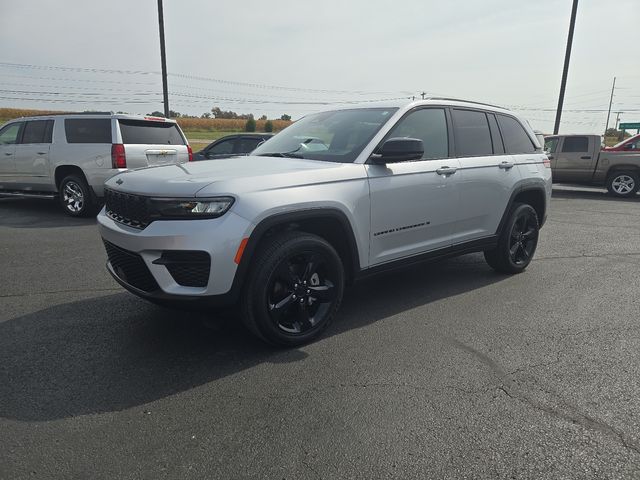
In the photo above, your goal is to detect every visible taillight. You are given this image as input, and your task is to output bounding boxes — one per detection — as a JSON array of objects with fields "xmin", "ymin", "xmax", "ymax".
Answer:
[
  {"xmin": 111, "ymin": 144, "xmax": 126, "ymax": 169},
  {"xmin": 543, "ymin": 157, "xmax": 551, "ymax": 168},
  {"xmin": 187, "ymin": 145, "xmax": 193, "ymax": 162}
]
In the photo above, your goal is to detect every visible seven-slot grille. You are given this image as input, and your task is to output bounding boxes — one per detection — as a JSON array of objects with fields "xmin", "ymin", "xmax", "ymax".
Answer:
[
  {"xmin": 104, "ymin": 188, "xmax": 151, "ymax": 229},
  {"xmin": 103, "ymin": 240, "xmax": 159, "ymax": 292}
]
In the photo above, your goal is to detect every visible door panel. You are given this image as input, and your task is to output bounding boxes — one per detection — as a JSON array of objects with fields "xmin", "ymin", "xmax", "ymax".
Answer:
[
  {"xmin": 13, "ymin": 120, "xmax": 53, "ymax": 189},
  {"xmin": 454, "ymin": 154, "xmax": 521, "ymax": 243},
  {"xmin": 367, "ymin": 158, "xmax": 461, "ymax": 265},
  {"xmin": 0, "ymin": 122, "xmax": 23, "ymax": 184},
  {"xmin": 553, "ymin": 136, "xmax": 597, "ymax": 182}
]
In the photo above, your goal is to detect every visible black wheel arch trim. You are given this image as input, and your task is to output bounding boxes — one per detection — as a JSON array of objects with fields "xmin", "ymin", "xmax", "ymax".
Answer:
[
  {"xmin": 496, "ymin": 180, "xmax": 548, "ymax": 234},
  {"xmin": 229, "ymin": 208, "xmax": 361, "ymax": 303}
]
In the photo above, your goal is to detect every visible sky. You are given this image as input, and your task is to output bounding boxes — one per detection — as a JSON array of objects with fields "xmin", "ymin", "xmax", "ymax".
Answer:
[{"xmin": 0, "ymin": 0, "xmax": 639, "ymax": 133}]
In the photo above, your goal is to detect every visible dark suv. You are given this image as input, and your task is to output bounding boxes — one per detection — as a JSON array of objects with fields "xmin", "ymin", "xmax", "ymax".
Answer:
[{"xmin": 193, "ymin": 133, "xmax": 273, "ymax": 161}]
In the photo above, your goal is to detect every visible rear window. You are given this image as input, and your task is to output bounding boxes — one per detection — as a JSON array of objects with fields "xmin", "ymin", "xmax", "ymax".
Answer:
[
  {"xmin": 118, "ymin": 120, "xmax": 185, "ymax": 145},
  {"xmin": 452, "ymin": 109, "xmax": 493, "ymax": 157},
  {"xmin": 561, "ymin": 136, "xmax": 589, "ymax": 153},
  {"xmin": 22, "ymin": 120, "xmax": 53, "ymax": 144},
  {"xmin": 65, "ymin": 119, "xmax": 112, "ymax": 143}
]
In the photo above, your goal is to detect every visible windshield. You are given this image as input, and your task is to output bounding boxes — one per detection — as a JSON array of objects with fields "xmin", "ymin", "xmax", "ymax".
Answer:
[
  {"xmin": 252, "ymin": 107, "xmax": 398, "ymax": 163},
  {"xmin": 611, "ymin": 133, "xmax": 640, "ymax": 149}
]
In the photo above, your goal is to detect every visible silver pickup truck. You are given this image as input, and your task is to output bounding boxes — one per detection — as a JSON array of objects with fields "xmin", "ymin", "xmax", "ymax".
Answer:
[{"xmin": 545, "ymin": 134, "xmax": 640, "ymax": 197}]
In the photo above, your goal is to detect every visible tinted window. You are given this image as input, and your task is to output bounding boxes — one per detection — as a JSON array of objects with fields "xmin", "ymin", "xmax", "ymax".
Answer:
[
  {"xmin": 487, "ymin": 114, "xmax": 505, "ymax": 154},
  {"xmin": 65, "ymin": 119, "xmax": 112, "ymax": 143},
  {"xmin": 545, "ymin": 137, "xmax": 559, "ymax": 153},
  {"xmin": 0, "ymin": 123, "xmax": 23, "ymax": 145},
  {"xmin": 209, "ymin": 139, "xmax": 235, "ymax": 155},
  {"xmin": 236, "ymin": 137, "xmax": 264, "ymax": 154},
  {"xmin": 119, "ymin": 120, "xmax": 185, "ymax": 145},
  {"xmin": 21, "ymin": 120, "xmax": 50, "ymax": 144},
  {"xmin": 561, "ymin": 136, "xmax": 589, "ymax": 153},
  {"xmin": 385, "ymin": 108, "xmax": 448, "ymax": 160},
  {"xmin": 497, "ymin": 115, "xmax": 536, "ymax": 154},
  {"xmin": 452, "ymin": 109, "xmax": 493, "ymax": 156}
]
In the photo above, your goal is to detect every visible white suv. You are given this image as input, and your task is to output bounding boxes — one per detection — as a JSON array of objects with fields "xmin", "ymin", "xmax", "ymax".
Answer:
[
  {"xmin": 98, "ymin": 99, "xmax": 552, "ymax": 346},
  {"xmin": 0, "ymin": 113, "xmax": 191, "ymax": 216}
]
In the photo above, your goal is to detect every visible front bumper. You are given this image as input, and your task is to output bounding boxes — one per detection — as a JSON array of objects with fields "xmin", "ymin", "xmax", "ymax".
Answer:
[{"xmin": 98, "ymin": 208, "xmax": 254, "ymax": 303}]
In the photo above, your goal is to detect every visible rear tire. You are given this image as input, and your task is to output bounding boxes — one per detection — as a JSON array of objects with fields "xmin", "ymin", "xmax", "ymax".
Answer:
[
  {"xmin": 484, "ymin": 203, "xmax": 539, "ymax": 274},
  {"xmin": 240, "ymin": 232, "xmax": 344, "ymax": 347},
  {"xmin": 606, "ymin": 171, "xmax": 639, "ymax": 198},
  {"xmin": 59, "ymin": 174, "xmax": 97, "ymax": 217}
]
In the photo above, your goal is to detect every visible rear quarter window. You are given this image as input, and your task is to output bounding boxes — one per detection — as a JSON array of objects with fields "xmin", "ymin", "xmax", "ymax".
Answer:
[
  {"xmin": 65, "ymin": 119, "xmax": 112, "ymax": 143},
  {"xmin": 118, "ymin": 120, "xmax": 185, "ymax": 145},
  {"xmin": 497, "ymin": 115, "xmax": 536, "ymax": 154}
]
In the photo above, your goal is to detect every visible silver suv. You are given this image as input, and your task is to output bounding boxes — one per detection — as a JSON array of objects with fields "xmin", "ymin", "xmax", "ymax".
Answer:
[
  {"xmin": 0, "ymin": 113, "xmax": 191, "ymax": 216},
  {"xmin": 98, "ymin": 99, "xmax": 552, "ymax": 346}
]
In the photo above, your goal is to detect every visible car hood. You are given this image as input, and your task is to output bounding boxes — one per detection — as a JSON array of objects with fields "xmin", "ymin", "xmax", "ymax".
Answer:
[{"xmin": 104, "ymin": 155, "xmax": 366, "ymax": 197}]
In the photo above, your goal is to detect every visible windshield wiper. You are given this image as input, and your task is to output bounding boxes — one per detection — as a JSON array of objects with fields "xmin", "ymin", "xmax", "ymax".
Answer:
[{"xmin": 255, "ymin": 152, "xmax": 304, "ymax": 159}]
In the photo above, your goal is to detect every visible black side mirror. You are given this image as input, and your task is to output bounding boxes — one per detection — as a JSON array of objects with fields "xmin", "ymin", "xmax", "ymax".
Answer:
[{"xmin": 370, "ymin": 137, "xmax": 424, "ymax": 164}]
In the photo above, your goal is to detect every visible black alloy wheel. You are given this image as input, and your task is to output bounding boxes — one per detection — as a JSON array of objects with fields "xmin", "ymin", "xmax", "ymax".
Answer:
[
  {"xmin": 267, "ymin": 251, "xmax": 337, "ymax": 335},
  {"xmin": 241, "ymin": 232, "xmax": 344, "ymax": 346},
  {"xmin": 484, "ymin": 203, "xmax": 539, "ymax": 274},
  {"xmin": 508, "ymin": 210, "xmax": 538, "ymax": 266}
]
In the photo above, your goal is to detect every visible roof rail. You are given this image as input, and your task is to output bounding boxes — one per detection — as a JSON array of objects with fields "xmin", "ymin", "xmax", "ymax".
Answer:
[
  {"xmin": 28, "ymin": 111, "xmax": 114, "ymax": 117},
  {"xmin": 425, "ymin": 97, "xmax": 508, "ymax": 110}
]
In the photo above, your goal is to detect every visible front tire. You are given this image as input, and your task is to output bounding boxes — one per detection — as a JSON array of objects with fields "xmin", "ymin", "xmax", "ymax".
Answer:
[
  {"xmin": 606, "ymin": 171, "xmax": 639, "ymax": 198},
  {"xmin": 240, "ymin": 232, "xmax": 344, "ymax": 347},
  {"xmin": 59, "ymin": 174, "xmax": 97, "ymax": 217},
  {"xmin": 484, "ymin": 203, "xmax": 540, "ymax": 274}
]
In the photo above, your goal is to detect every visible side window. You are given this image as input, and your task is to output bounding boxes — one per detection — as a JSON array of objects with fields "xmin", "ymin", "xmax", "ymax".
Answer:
[
  {"xmin": 452, "ymin": 109, "xmax": 493, "ymax": 156},
  {"xmin": 65, "ymin": 119, "xmax": 112, "ymax": 143},
  {"xmin": 208, "ymin": 138, "xmax": 235, "ymax": 155},
  {"xmin": 487, "ymin": 114, "xmax": 505, "ymax": 154},
  {"xmin": 561, "ymin": 136, "xmax": 588, "ymax": 153},
  {"xmin": 21, "ymin": 120, "xmax": 50, "ymax": 144},
  {"xmin": 544, "ymin": 137, "xmax": 559, "ymax": 153},
  {"xmin": 0, "ymin": 123, "xmax": 23, "ymax": 145},
  {"xmin": 235, "ymin": 137, "xmax": 263, "ymax": 154},
  {"xmin": 626, "ymin": 138, "xmax": 640, "ymax": 150},
  {"xmin": 385, "ymin": 108, "xmax": 448, "ymax": 160},
  {"xmin": 497, "ymin": 115, "xmax": 536, "ymax": 154}
]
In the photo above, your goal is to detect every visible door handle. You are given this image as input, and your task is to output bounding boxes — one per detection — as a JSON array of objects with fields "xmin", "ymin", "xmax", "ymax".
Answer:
[
  {"xmin": 499, "ymin": 161, "xmax": 514, "ymax": 170},
  {"xmin": 4, "ymin": 152, "xmax": 12, "ymax": 156},
  {"xmin": 436, "ymin": 167, "xmax": 457, "ymax": 176},
  {"xmin": 37, "ymin": 151, "xmax": 47, "ymax": 155},
  {"xmin": 580, "ymin": 156, "xmax": 591, "ymax": 159}
]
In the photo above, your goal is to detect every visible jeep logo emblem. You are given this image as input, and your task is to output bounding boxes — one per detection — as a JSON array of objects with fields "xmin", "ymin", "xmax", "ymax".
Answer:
[{"xmin": 116, "ymin": 178, "xmax": 123, "ymax": 185}]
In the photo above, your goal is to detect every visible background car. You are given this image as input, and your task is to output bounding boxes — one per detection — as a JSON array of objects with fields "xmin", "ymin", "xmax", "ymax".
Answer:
[
  {"xmin": 603, "ymin": 133, "xmax": 640, "ymax": 151},
  {"xmin": 193, "ymin": 133, "xmax": 273, "ymax": 160}
]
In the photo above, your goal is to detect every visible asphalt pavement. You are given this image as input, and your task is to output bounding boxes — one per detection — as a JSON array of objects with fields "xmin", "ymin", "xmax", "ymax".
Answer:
[{"xmin": 1, "ymin": 187, "xmax": 640, "ymax": 479}]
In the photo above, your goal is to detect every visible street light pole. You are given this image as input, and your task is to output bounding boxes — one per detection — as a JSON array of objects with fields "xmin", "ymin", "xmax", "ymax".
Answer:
[
  {"xmin": 553, "ymin": 0, "xmax": 579, "ymax": 135},
  {"xmin": 157, "ymin": 0, "xmax": 170, "ymax": 118}
]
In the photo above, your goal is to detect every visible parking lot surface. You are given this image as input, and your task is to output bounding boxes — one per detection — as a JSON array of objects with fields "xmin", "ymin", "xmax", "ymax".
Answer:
[{"xmin": 1, "ymin": 187, "xmax": 639, "ymax": 479}]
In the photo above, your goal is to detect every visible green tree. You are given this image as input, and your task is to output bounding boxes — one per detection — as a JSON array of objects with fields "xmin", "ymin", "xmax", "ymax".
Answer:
[
  {"xmin": 245, "ymin": 118, "xmax": 257, "ymax": 132},
  {"xmin": 259, "ymin": 115, "xmax": 267, "ymax": 121},
  {"xmin": 280, "ymin": 114, "xmax": 291, "ymax": 121},
  {"xmin": 264, "ymin": 120, "xmax": 273, "ymax": 132}
]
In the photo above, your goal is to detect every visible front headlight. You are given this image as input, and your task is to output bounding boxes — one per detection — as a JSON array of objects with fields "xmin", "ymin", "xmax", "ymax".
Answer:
[{"xmin": 149, "ymin": 196, "xmax": 234, "ymax": 219}]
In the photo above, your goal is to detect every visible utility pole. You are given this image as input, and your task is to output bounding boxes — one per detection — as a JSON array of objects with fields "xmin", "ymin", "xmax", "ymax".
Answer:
[
  {"xmin": 553, "ymin": 0, "xmax": 579, "ymax": 135},
  {"xmin": 421, "ymin": 92, "xmax": 426, "ymax": 100},
  {"xmin": 614, "ymin": 111, "xmax": 622, "ymax": 129},
  {"xmin": 157, "ymin": 0, "xmax": 170, "ymax": 118},
  {"xmin": 604, "ymin": 77, "xmax": 616, "ymax": 136}
]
